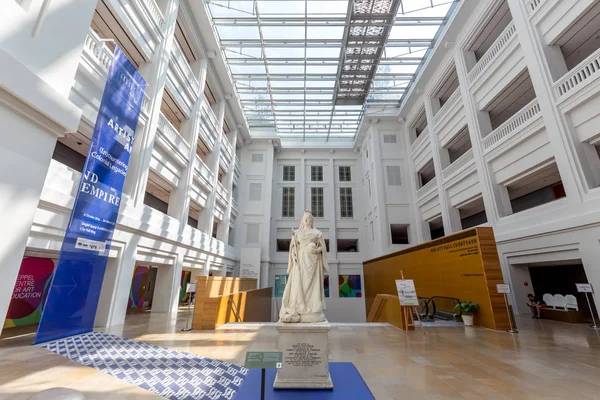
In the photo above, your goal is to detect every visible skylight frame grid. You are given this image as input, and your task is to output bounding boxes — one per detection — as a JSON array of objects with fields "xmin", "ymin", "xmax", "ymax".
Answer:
[{"xmin": 208, "ymin": 0, "xmax": 457, "ymax": 141}]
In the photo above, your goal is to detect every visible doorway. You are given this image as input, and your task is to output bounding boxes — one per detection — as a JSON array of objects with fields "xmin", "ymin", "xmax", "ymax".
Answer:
[{"xmin": 127, "ymin": 265, "xmax": 158, "ymax": 313}]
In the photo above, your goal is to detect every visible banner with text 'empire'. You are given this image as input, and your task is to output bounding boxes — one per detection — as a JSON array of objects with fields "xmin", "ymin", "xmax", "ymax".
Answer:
[{"xmin": 34, "ymin": 47, "xmax": 146, "ymax": 344}]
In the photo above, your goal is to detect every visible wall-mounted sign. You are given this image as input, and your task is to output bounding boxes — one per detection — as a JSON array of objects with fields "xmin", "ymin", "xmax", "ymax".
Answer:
[
  {"xmin": 395, "ymin": 279, "xmax": 419, "ymax": 306},
  {"xmin": 576, "ymin": 283, "xmax": 593, "ymax": 293},
  {"xmin": 496, "ymin": 284, "xmax": 511, "ymax": 294}
]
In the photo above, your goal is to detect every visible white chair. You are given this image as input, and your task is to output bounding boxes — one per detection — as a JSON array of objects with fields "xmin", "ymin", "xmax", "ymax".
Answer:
[
  {"xmin": 543, "ymin": 293, "xmax": 554, "ymax": 309},
  {"xmin": 553, "ymin": 294, "xmax": 567, "ymax": 310},
  {"xmin": 564, "ymin": 294, "xmax": 579, "ymax": 311}
]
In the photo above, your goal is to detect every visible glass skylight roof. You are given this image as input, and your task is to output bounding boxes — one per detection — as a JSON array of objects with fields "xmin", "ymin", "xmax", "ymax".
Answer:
[{"xmin": 208, "ymin": 0, "xmax": 456, "ymax": 141}]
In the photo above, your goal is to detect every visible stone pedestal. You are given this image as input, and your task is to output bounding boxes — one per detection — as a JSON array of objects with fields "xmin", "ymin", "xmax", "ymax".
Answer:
[{"xmin": 273, "ymin": 321, "xmax": 333, "ymax": 389}]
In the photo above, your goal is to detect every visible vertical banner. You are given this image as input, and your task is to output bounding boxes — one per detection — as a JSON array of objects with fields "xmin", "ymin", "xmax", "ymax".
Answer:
[{"xmin": 34, "ymin": 47, "xmax": 146, "ymax": 344}]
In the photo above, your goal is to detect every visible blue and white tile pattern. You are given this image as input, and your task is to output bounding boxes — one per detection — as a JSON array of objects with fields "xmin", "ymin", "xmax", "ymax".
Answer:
[{"xmin": 40, "ymin": 331, "xmax": 248, "ymax": 400}]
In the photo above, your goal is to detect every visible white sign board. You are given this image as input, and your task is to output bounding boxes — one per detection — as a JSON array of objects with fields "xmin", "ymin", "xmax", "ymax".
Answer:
[
  {"xmin": 395, "ymin": 279, "xmax": 419, "ymax": 306},
  {"xmin": 186, "ymin": 283, "xmax": 197, "ymax": 293},
  {"xmin": 240, "ymin": 248, "xmax": 261, "ymax": 288},
  {"xmin": 496, "ymin": 284, "xmax": 511, "ymax": 294},
  {"xmin": 576, "ymin": 283, "xmax": 593, "ymax": 293}
]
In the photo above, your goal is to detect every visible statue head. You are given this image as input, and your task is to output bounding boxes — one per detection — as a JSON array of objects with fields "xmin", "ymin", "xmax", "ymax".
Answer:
[{"xmin": 299, "ymin": 209, "xmax": 314, "ymax": 230}]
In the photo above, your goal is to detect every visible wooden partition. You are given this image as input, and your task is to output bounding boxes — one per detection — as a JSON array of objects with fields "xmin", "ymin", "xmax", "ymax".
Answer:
[
  {"xmin": 367, "ymin": 294, "xmax": 413, "ymax": 331},
  {"xmin": 192, "ymin": 277, "xmax": 272, "ymax": 330},
  {"xmin": 364, "ymin": 227, "xmax": 510, "ymax": 330}
]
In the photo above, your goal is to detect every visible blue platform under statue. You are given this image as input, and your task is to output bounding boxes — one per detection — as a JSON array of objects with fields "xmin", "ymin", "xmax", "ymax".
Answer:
[{"xmin": 232, "ymin": 362, "xmax": 374, "ymax": 399}]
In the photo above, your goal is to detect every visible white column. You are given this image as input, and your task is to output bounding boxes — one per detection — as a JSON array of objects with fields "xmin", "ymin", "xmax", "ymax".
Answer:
[
  {"xmin": 123, "ymin": 0, "xmax": 180, "ymax": 206},
  {"xmin": 424, "ymin": 98, "xmax": 462, "ymax": 234},
  {"xmin": 326, "ymin": 152, "xmax": 337, "ymax": 255},
  {"xmin": 368, "ymin": 124, "xmax": 388, "ymax": 255},
  {"xmin": 455, "ymin": 50, "xmax": 513, "ymax": 222},
  {"xmin": 167, "ymin": 59, "xmax": 209, "ymax": 224},
  {"xmin": 0, "ymin": 104, "xmax": 65, "ymax": 337},
  {"xmin": 152, "ymin": 256, "xmax": 183, "ymax": 315},
  {"xmin": 507, "ymin": 0, "xmax": 591, "ymax": 199},
  {"xmin": 198, "ymin": 101, "xmax": 225, "ymax": 236}
]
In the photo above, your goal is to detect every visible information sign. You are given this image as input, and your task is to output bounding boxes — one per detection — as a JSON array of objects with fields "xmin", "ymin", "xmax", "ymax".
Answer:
[
  {"xmin": 245, "ymin": 351, "xmax": 283, "ymax": 369},
  {"xmin": 395, "ymin": 279, "xmax": 419, "ymax": 306},
  {"xmin": 496, "ymin": 284, "xmax": 511, "ymax": 294}
]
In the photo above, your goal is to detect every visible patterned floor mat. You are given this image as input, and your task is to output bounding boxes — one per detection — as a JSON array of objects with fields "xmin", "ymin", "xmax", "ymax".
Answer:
[{"xmin": 39, "ymin": 331, "xmax": 248, "ymax": 400}]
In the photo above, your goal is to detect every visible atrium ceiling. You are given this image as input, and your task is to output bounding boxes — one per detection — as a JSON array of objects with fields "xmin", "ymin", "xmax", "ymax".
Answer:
[{"xmin": 207, "ymin": 0, "xmax": 457, "ymax": 141}]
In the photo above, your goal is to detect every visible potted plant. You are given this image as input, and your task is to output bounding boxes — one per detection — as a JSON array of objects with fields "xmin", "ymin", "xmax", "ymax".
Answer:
[{"xmin": 454, "ymin": 301, "xmax": 479, "ymax": 326}]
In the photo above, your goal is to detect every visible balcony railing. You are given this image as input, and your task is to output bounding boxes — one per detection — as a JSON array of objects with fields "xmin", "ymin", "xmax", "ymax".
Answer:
[
  {"xmin": 433, "ymin": 88, "xmax": 461, "ymax": 126},
  {"xmin": 526, "ymin": 0, "xmax": 545, "ymax": 16},
  {"xmin": 442, "ymin": 149, "xmax": 474, "ymax": 180},
  {"xmin": 467, "ymin": 22, "xmax": 517, "ymax": 86},
  {"xmin": 171, "ymin": 41, "xmax": 200, "ymax": 97},
  {"xmin": 193, "ymin": 155, "xmax": 214, "ymax": 190},
  {"xmin": 231, "ymin": 197, "xmax": 239, "ymax": 217},
  {"xmin": 411, "ymin": 127, "xmax": 430, "ymax": 155},
  {"xmin": 83, "ymin": 29, "xmax": 113, "ymax": 73},
  {"xmin": 234, "ymin": 155, "xmax": 241, "ymax": 177},
  {"xmin": 199, "ymin": 100, "xmax": 219, "ymax": 151},
  {"xmin": 216, "ymin": 181, "xmax": 229, "ymax": 205},
  {"xmin": 140, "ymin": 0, "xmax": 165, "ymax": 30},
  {"xmin": 220, "ymin": 135, "xmax": 234, "ymax": 161},
  {"xmin": 157, "ymin": 113, "xmax": 191, "ymax": 162},
  {"xmin": 554, "ymin": 47, "xmax": 600, "ymax": 101},
  {"xmin": 417, "ymin": 177, "xmax": 438, "ymax": 199},
  {"xmin": 483, "ymin": 99, "xmax": 541, "ymax": 151}
]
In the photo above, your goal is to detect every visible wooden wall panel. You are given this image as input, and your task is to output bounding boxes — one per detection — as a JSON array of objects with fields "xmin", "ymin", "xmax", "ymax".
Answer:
[
  {"xmin": 364, "ymin": 227, "xmax": 509, "ymax": 330},
  {"xmin": 192, "ymin": 277, "xmax": 270, "ymax": 330}
]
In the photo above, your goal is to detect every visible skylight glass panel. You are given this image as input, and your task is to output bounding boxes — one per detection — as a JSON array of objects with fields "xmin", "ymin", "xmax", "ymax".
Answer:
[{"xmin": 208, "ymin": 0, "xmax": 457, "ymax": 141}]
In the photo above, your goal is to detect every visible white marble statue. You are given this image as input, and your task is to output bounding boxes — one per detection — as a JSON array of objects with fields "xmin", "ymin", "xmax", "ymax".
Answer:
[{"xmin": 279, "ymin": 210, "xmax": 329, "ymax": 323}]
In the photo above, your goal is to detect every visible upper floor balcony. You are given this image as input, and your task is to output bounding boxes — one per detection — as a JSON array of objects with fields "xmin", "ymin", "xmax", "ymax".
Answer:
[
  {"xmin": 483, "ymin": 99, "xmax": 542, "ymax": 154},
  {"xmin": 233, "ymin": 155, "xmax": 241, "ymax": 185},
  {"xmin": 417, "ymin": 176, "xmax": 438, "ymax": 200},
  {"xmin": 554, "ymin": 46, "xmax": 600, "ymax": 106},
  {"xmin": 216, "ymin": 181, "xmax": 229, "ymax": 207},
  {"xmin": 166, "ymin": 40, "xmax": 201, "ymax": 117},
  {"xmin": 199, "ymin": 98, "xmax": 219, "ymax": 152},
  {"xmin": 219, "ymin": 135, "xmax": 233, "ymax": 171},
  {"xmin": 156, "ymin": 113, "xmax": 191, "ymax": 163}
]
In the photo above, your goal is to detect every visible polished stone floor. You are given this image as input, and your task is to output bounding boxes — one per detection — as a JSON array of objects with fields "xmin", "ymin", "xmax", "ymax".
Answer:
[{"xmin": 2, "ymin": 310, "xmax": 600, "ymax": 399}]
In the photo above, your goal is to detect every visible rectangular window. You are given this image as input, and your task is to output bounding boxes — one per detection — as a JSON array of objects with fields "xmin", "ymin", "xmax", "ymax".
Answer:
[
  {"xmin": 283, "ymin": 166, "xmax": 295, "ymax": 181},
  {"xmin": 251, "ymin": 153, "xmax": 263, "ymax": 162},
  {"xmin": 212, "ymin": 221, "xmax": 218, "ymax": 239},
  {"xmin": 386, "ymin": 166, "xmax": 402, "ymax": 186},
  {"xmin": 390, "ymin": 224, "xmax": 409, "ymax": 244},
  {"xmin": 282, "ymin": 187, "xmax": 295, "ymax": 218},
  {"xmin": 249, "ymin": 182, "xmax": 262, "ymax": 201},
  {"xmin": 383, "ymin": 134, "xmax": 397, "ymax": 143},
  {"xmin": 339, "ymin": 187, "xmax": 354, "ymax": 218},
  {"xmin": 339, "ymin": 166, "xmax": 351, "ymax": 182},
  {"xmin": 311, "ymin": 166, "xmax": 323, "ymax": 182},
  {"xmin": 311, "ymin": 187, "xmax": 324, "ymax": 218},
  {"xmin": 246, "ymin": 223, "xmax": 260, "ymax": 244}
]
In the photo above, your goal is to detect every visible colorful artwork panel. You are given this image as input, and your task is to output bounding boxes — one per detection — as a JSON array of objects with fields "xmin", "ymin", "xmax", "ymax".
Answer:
[
  {"xmin": 274, "ymin": 275, "xmax": 288, "ymax": 298},
  {"xmin": 180, "ymin": 271, "xmax": 191, "ymax": 302},
  {"xmin": 128, "ymin": 266, "xmax": 149, "ymax": 309},
  {"xmin": 339, "ymin": 275, "xmax": 362, "ymax": 298},
  {"xmin": 4, "ymin": 258, "xmax": 55, "ymax": 328}
]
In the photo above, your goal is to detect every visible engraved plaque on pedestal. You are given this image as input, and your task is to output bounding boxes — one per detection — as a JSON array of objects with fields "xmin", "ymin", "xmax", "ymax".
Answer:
[{"xmin": 273, "ymin": 321, "xmax": 333, "ymax": 389}]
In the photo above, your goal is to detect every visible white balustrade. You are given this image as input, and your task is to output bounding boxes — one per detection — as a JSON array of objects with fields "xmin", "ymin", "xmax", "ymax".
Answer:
[
  {"xmin": 220, "ymin": 135, "xmax": 234, "ymax": 160},
  {"xmin": 83, "ymin": 29, "xmax": 113, "ymax": 73},
  {"xmin": 411, "ymin": 127, "xmax": 430, "ymax": 154},
  {"xmin": 467, "ymin": 22, "xmax": 517, "ymax": 85},
  {"xmin": 554, "ymin": 47, "xmax": 600, "ymax": 101},
  {"xmin": 234, "ymin": 155, "xmax": 241, "ymax": 177},
  {"xmin": 442, "ymin": 149, "xmax": 474, "ymax": 180},
  {"xmin": 526, "ymin": 0, "xmax": 545, "ymax": 15},
  {"xmin": 200, "ymin": 100, "xmax": 219, "ymax": 150},
  {"xmin": 141, "ymin": 93, "xmax": 151, "ymax": 117},
  {"xmin": 417, "ymin": 177, "xmax": 437, "ymax": 199},
  {"xmin": 216, "ymin": 181, "xmax": 229, "ymax": 205},
  {"xmin": 171, "ymin": 41, "xmax": 200, "ymax": 96},
  {"xmin": 433, "ymin": 88, "xmax": 461, "ymax": 125},
  {"xmin": 483, "ymin": 99, "xmax": 541, "ymax": 151},
  {"xmin": 231, "ymin": 197, "xmax": 239, "ymax": 216},
  {"xmin": 193, "ymin": 155, "xmax": 214, "ymax": 189},
  {"xmin": 140, "ymin": 0, "xmax": 165, "ymax": 29}
]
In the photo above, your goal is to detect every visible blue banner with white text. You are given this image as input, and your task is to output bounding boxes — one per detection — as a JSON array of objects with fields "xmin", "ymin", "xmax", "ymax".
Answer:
[{"xmin": 34, "ymin": 47, "xmax": 146, "ymax": 344}]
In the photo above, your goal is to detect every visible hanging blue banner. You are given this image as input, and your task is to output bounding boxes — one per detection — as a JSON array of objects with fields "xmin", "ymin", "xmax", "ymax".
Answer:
[{"xmin": 34, "ymin": 47, "xmax": 146, "ymax": 344}]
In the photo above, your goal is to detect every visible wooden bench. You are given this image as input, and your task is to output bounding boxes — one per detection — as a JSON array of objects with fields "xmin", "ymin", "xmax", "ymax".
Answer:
[{"xmin": 540, "ymin": 308, "xmax": 586, "ymax": 323}]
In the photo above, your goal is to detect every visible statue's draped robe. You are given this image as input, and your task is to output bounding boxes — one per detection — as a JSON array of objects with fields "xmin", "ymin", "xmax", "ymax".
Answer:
[{"xmin": 280, "ymin": 228, "xmax": 329, "ymax": 319}]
